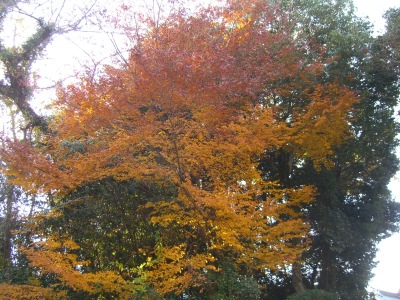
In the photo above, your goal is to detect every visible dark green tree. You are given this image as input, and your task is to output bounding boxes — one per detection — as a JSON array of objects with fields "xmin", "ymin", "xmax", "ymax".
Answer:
[
  {"xmin": 381, "ymin": 8, "xmax": 400, "ymax": 78},
  {"xmin": 258, "ymin": 1, "xmax": 400, "ymax": 299}
]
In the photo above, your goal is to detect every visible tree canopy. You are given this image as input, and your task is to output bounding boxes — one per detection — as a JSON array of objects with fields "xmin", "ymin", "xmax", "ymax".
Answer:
[{"xmin": 0, "ymin": 0, "xmax": 399, "ymax": 299}]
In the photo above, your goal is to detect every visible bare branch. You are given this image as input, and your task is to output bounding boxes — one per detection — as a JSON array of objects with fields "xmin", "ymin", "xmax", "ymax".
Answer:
[{"xmin": 107, "ymin": 31, "xmax": 130, "ymax": 68}]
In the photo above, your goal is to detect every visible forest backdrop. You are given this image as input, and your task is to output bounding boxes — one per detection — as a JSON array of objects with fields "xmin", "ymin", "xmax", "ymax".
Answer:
[{"xmin": 0, "ymin": 0, "xmax": 400, "ymax": 299}]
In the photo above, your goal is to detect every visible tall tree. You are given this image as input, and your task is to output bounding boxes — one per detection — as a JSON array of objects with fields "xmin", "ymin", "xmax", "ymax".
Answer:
[
  {"xmin": 1, "ymin": 0, "xmax": 397, "ymax": 299},
  {"xmin": 258, "ymin": 1, "xmax": 400, "ymax": 299},
  {"xmin": 0, "ymin": 0, "xmax": 360, "ymax": 298}
]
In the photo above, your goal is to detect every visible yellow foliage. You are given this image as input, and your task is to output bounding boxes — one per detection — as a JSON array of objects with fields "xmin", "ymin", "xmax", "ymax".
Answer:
[
  {"xmin": 0, "ymin": 0, "xmax": 359, "ymax": 296},
  {"xmin": 288, "ymin": 83, "xmax": 357, "ymax": 168},
  {"xmin": 22, "ymin": 234, "xmax": 138, "ymax": 299},
  {"xmin": 0, "ymin": 283, "xmax": 68, "ymax": 300}
]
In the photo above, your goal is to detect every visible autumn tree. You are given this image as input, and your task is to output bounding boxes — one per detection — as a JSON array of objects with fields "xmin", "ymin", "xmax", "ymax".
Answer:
[
  {"xmin": 0, "ymin": 0, "xmax": 362, "ymax": 298},
  {"xmin": 0, "ymin": 0, "xmax": 112, "ymax": 297}
]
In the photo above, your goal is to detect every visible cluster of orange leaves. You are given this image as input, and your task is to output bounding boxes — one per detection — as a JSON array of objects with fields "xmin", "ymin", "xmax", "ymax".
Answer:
[
  {"xmin": 22, "ymin": 233, "xmax": 135, "ymax": 299},
  {"xmin": 0, "ymin": 283, "xmax": 68, "ymax": 300},
  {"xmin": 0, "ymin": 0, "xmax": 358, "ymax": 297}
]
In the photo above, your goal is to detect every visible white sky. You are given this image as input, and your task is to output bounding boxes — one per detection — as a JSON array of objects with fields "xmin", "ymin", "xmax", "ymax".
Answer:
[
  {"xmin": 353, "ymin": 0, "xmax": 398, "ymax": 35},
  {"xmin": 351, "ymin": 0, "xmax": 400, "ymax": 293}
]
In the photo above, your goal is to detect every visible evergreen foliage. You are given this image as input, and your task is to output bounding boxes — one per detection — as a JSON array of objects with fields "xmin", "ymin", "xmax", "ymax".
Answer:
[{"xmin": 287, "ymin": 289, "xmax": 340, "ymax": 300}]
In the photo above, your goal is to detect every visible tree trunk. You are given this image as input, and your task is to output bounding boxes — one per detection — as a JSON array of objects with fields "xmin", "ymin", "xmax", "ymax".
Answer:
[
  {"xmin": 2, "ymin": 184, "xmax": 15, "ymax": 282},
  {"xmin": 292, "ymin": 261, "xmax": 306, "ymax": 293},
  {"xmin": 319, "ymin": 244, "xmax": 337, "ymax": 291}
]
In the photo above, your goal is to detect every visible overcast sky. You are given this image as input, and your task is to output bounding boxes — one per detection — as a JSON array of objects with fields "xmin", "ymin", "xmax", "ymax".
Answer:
[{"xmin": 353, "ymin": 0, "xmax": 398, "ymax": 34}]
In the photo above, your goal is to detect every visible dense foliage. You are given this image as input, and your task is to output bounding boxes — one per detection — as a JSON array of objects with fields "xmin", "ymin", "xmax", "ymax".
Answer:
[{"xmin": 0, "ymin": 0, "xmax": 399, "ymax": 299}]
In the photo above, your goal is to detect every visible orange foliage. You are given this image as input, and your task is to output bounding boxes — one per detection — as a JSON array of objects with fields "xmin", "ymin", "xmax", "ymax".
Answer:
[
  {"xmin": 0, "ymin": 283, "xmax": 68, "ymax": 300},
  {"xmin": 22, "ymin": 234, "xmax": 135, "ymax": 299},
  {"xmin": 288, "ymin": 83, "xmax": 358, "ymax": 167},
  {"xmin": 0, "ymin": 0, "xmax": 359, "ymax": 296}
]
